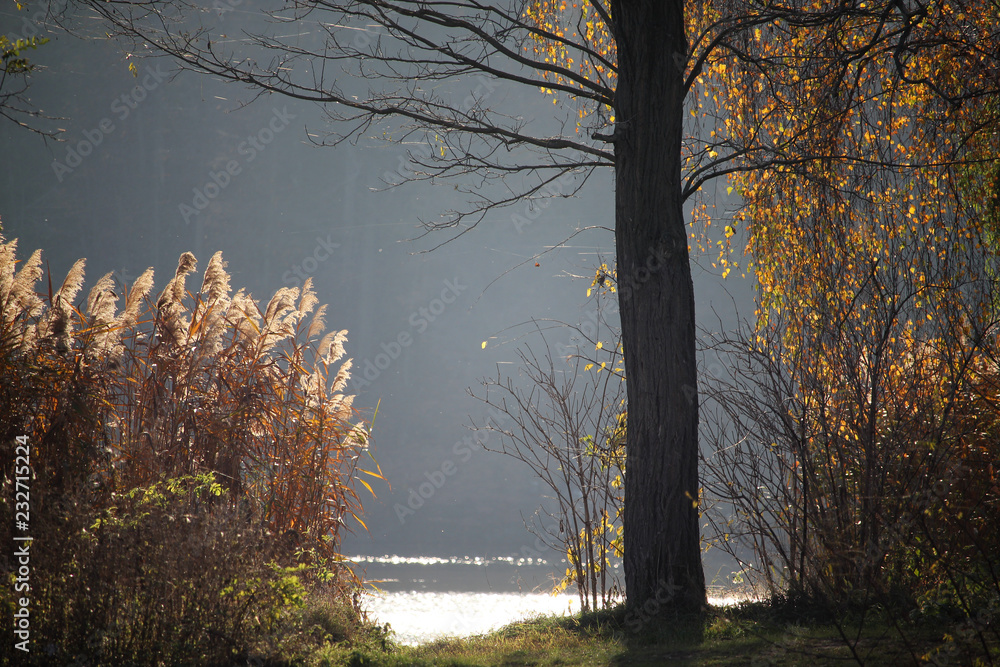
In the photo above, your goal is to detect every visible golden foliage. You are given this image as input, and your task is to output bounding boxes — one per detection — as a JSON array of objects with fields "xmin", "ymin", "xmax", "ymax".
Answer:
[{"xmin": 523, "ymin": 0, "xmax": 1000, "ymax": 606}]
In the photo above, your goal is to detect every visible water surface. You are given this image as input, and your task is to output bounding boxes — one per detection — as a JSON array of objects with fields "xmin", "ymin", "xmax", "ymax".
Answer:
[
  {"xmin": 352, "ymin": 555, "xmax": 746, "ymax": 645},
  {"xmin": 362, "ymin": 590, "xmax": 580, "ymax": 645}
]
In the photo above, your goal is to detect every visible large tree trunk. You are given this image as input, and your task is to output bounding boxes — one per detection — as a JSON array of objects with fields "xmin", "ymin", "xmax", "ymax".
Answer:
[{"xmin": 612, "ymin": 0, "xmax": 706, "ymax": 614}]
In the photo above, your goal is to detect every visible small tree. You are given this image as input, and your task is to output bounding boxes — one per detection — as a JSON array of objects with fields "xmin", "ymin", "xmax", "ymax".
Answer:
[{"xmin": 471, "ymin": 308, "xmax": 625, "ymax": 612}]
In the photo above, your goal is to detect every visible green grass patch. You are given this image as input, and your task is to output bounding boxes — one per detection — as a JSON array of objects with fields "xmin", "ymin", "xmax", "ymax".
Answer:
[{"xmin": 305, "ymin": 597, "xmax": 998, "ymax": 667}]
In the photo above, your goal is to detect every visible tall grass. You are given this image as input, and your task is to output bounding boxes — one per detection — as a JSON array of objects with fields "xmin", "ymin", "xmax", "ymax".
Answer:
[{"xmin": 0, "ymin": 237, "xmax": 383, "ymax": 664}]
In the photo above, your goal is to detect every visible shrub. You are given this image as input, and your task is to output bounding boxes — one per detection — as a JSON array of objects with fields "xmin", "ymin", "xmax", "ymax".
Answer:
[{"xmin": 470, "ymin": 301, "xmax": 626, "ymax": 613}]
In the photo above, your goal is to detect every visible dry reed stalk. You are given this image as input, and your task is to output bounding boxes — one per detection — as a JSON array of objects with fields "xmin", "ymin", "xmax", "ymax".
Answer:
[{"xmin": 0, "ymin": 239, "xmax": 379, "ymax": 561}]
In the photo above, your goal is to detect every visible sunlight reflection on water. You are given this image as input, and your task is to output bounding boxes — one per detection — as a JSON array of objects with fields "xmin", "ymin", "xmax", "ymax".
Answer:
[
  {"xmin": 352, "ymin": 555, "xmax": 749, "ymax": 646},
  {"xmin": 362, "ymin": 590, "xmax": 749, "ymax": 646},
  {"xmin": 362, "ymin": 590, "xmax": 580, "ymax": 646}
]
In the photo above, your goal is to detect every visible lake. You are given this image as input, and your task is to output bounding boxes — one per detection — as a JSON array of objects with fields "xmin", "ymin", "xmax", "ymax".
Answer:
[
  {"xmin": 351, "ymin": 555, "xmax": 746, "ymax": 645},
  {"xmin": 352, "ymin": 554, "xmax": 582, "ymax": 645}
]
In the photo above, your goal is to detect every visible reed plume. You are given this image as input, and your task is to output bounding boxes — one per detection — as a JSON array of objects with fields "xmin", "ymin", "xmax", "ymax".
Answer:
[
  {"xmin": 298, "ymin": 277, "xmax": 319, "ymax": 318},
  {"xmin": 155, "ymin": 251, "xmax": 197, "ymax": 346},
  {"xmin": 40, "ymin": 257, "xmax": 87, "ymax": 353},
  {"xmin": 117, "ymin": 267, "xmax": 155, "ymax": 330},
  {"xmin": 199, "ymin": 250, "xmax": 230, "ymax": 303},
  {"xmin": 11, "ymin": 247, "xmax": 44, "ymax": 318},
  {"xmin": 0, "ymin": 239, "xmax": 44, "ymax": 352},
  {"xmin": 84, "ymin": 271, "xmax": 119, "ymax": 358}
]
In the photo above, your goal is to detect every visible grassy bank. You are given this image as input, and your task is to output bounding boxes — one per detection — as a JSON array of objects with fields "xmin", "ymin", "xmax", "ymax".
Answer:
[{"xmin": 309, "ymin": 598, "xmax": 996, "ymax": 667}]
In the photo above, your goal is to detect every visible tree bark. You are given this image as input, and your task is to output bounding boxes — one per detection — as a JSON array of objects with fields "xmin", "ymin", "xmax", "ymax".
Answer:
[{"xmin": 612, "ymin": 0, "xmax": 706, "ymax": 613}]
